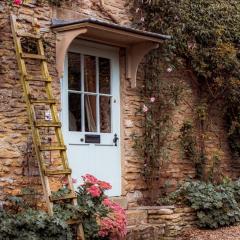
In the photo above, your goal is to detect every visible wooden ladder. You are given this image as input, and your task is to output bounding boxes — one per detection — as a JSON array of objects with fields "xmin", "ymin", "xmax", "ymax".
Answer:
[{"xmin": 10, "ymin": 14, "xmax": 85, "ymax": 240}]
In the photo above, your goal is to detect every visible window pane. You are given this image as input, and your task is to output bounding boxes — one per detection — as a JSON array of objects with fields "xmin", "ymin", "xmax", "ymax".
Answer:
[
  {"xmin": 69, "ymin": 93, "xmax": 81, "ymax": 131},
  {"xmin": 84, "ymin": 55, "xmax": 96, "ymax": 93},
  {"xmin": 99, "ymin": 57, "xmax": 111, "ymax": 94},
  {"xmin": 84, "ymin": 95, "xmax": 97, "ymax": 132},
  {"xmin": 100, "ymin": 96, "xmax": 111, "ymax": 133},
  {"xmin": 68, "ymin": 52, "xmax": 81, "ymax": 91}
]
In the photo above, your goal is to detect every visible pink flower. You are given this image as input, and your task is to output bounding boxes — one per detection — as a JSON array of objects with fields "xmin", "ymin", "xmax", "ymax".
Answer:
[
  {"xmin": 72, "ymin": 178, "xmax": 77, "ymax": 184},
  {"xmin": 82, "ymin": 174, "xmax": 98, "ymax": 184},
  {"xmin": 13, "ymin": 0, "xmax": 22, "ymax": 5},
  {"xmin": 142, "ymin": 104, "xmax": 148, "ymax": 113},
  {"xmin": 150, "ymin": 97, "xmax": 155, "ymax": 103},
  {"xmin": 103, "ymin": 198, "xmax": 112, "ymax": 207},
  {"xmin": 86, "ymin": 185, "xmax": 102, "ymax": 197},
  {"xmin": 62, "ymin": 178, "xmax": 68, "ymax": 186},
  {"xmin": 98, "ymin": 180, "xmax": 112, "ymax": 190},
  {"xmin": 167, "ymin": 67, "xmax": 173, "ymax": 73},
  {"xmin": 188, "ymin": 41, "xmax": 197, "ymax": 50},
  {"xmin": 140, "ymin": 17, "xmax": 145, "ymax": 22},
  {"xmin": 98, "ymin": 202, "xmax": 127, "ymax": 239}
]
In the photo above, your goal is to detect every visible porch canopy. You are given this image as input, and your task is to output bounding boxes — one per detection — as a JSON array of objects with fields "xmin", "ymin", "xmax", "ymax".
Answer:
[{"xmin": 51, "ymin": 18, "xmax": 170, "ymax": 88}]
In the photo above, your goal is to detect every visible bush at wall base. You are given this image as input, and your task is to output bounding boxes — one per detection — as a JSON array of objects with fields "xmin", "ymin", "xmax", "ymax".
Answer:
[
  {"xmin": 0, "ymin": 209, "xmax": 73, "ymax": 240},
  {"xmin": 76, "ymin": 174, "xmax": 127, "ymax": 240},
  {"xmin": 160, "ymin": 179, "xmax": 240, "ymax": 229}
]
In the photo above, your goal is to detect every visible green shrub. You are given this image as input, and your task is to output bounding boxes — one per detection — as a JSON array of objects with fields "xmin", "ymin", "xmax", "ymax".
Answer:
[
  {"xmin": 0, "ymin": 209, "xmax": 73, "ymax": 240},
  {"xmin": 76, "ymin": 174, "xmax": 127, "ymax": 240},
  {"xmin": 160, "ymin": 180, "xmax": 240, "ymax": 229}
]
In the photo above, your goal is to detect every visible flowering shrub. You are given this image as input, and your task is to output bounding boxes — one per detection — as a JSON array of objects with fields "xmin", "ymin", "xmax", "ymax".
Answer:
[
  {"xmin": 13, "ymin": 0, "xmax": 22, "ymax": 5},
  {"xmin": 76, "ymin": 174, "xmax": 127, "ymax": 240},
  {"xmin": 9, "ymin": 0, "xmax": 62, "ymax": 6}
]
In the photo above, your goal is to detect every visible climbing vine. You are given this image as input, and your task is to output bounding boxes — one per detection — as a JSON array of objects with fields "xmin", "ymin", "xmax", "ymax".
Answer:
[
  {"xmin": 130, "ymin": 0, "xmax": 240, "ymax": 177},
  {"xmin": 133, "ymin": 50, "xmax": 182, "ymax": 204}
]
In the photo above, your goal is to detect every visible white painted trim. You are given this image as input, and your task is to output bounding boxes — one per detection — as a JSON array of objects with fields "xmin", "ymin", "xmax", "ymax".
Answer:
[{"xmin": 61, "ymin": 39, "xmax": 122, "ymax": 196}]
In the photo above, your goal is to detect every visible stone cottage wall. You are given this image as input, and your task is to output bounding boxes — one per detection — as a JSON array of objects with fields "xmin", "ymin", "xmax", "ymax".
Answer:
[
  {"xmin": 0, "ymin": 0, "xmax": 237, "ymax": 220},
  {"xmin": 126, "ymin": 206, "xmax": 196, "ymax": 240}
]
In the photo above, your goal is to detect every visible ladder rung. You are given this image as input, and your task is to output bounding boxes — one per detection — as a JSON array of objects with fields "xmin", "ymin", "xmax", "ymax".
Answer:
[
  {"xmin": 44, "ymin": 169, "xmax": 72, "ymax": 176},
  {"xmin": 30, "ymin": 98, "xmax": 56, "ymax": 104},
  {"xmin": 21, "ymin": 53, "xmax": 46, "ymax": 60},
  {"xmin": 25, "ymin": 75, "xmax": 52, "ymax": 82},
  {"xmin": 50, "ymin": 192, "xmax": 77, "ymax": 202},
  {"xmin": 67, "ymin": 219, "xmax": 82, "ymax": 225},
  {"xmin": 39, "ymin": 145, "xmax": 66, "ymax": 151},
  {"xmin": 17, "ymin": 31, "xmax": 41, "ymax": 39},
  {"xmin": 34, "ymin": 121, "xmax": 61, "ymax": 128}
]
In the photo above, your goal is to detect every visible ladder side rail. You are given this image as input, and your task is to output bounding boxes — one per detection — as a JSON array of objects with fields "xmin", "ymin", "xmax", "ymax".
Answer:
[
  {"xmin": 10, "ymin": 15, "xmax": 53, "ymax": 215},
  {"xmin": 36, "ymin": 38, "xmax": 70, "ymax": 170},
  {"xmin": 36, "ymin": 36, "xmax": 77, "ymax": 209},
  {"xmin": 11, "ymin": 15, "xmax": 85, "ymax": 239}
]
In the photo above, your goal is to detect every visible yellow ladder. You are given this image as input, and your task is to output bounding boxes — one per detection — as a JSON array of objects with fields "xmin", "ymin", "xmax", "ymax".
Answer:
[{"xmin": 10, "ymin": 14, "xmax": 85, "ymax": 240}]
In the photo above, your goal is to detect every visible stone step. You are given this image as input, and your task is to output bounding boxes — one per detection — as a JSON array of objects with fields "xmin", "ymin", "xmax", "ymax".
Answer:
[
  {"xmin": 126, "ymin": 209, "xmax": 148, "ymax": 226},
  {"xmin": 127, "ymin": 223, "xmax": 166, "ymax": 240}
]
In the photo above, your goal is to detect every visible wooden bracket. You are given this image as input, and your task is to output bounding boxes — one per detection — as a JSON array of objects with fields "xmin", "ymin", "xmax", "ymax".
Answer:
[
  {"xmin": 56, "ymin": 28, "xmax": 88, "ymax": 77},
  {"xmin": 126, "ymin": 42, "xmax": 159, "ymax": 88},
  {"xmin": 55, "ymin": 26, "xmax": 160, "ymax": 88}
]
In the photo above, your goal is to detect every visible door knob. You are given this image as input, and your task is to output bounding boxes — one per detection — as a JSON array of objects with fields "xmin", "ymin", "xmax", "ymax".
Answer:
[{"xmin": 113, "ymin": 133, "xmax": 119, "ymax": 146}]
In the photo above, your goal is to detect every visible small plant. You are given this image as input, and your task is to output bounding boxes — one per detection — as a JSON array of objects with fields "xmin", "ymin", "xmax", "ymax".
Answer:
[
  {"xmin": 0, "ymin": 208, "xmax": 73, "ymax": 240},
  {"xmin": 76, "ymin": 174, "xmax": 127, "ymax": 240},
  {"xmin": 160, "ymin": 180, "xmax": 240, "ymax": 229},
  {"xmin": 180, "ymin": 121, "xmax": 197, "ymax": 162},
  {"xmin": 180, "ymin": 121, "xmax": 207, "ymax": 180},
  {"xmin": 51, "ymin": 187, "xmax": 72, "ymax": 199}
]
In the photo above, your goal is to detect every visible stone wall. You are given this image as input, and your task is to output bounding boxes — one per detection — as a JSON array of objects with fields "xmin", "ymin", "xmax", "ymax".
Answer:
[
  {"xmin": 126, "ymin": 206, "xmax": 196, "ymax": 240},
  {"xmin": 0, "ymin": 0, "xmax": 237, "ymax": 220},
  {"xmin": 0, "ymin": 0, "xmax": 132, "ymax": 207}
]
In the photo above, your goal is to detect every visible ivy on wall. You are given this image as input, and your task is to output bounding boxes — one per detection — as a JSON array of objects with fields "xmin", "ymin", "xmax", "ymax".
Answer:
[
  {"xmin": 130, "ymin": 0, "xmax": 240, "ymax": 177},
  {"xmin": 133, "ymin": 50, "xmax": 182, "ymax": 204}
]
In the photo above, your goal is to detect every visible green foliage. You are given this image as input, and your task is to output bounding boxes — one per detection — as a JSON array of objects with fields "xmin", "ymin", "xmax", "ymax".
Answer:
[
  {"xmin": 179, "ymin": 121, "xmax": 209, "ymax": 180},
  {"xmin": 160, "ymin": 180, "xmax": 240, "ymax": 229},
  {"xmin": 53, "ymin": 203, "xmax": 83, "ymax": 222},
  {"xmin": 133, "ymin": 51, "xmax": 182, "ymax": 204},
  {"xmin": 132, "ymin": 0, "xmax": 240, "ymax": 160},
  {"xmin": 180, "ymin": 121, "xmax": 197, "ymax": 162},
  {"xmin": 76, "ymin": 184, "xmax": 108, "ymax": 239},
  {"xmin": 0, "ymin": 209, "xmax": 73, "ymax": 240},
  {"xmin": 37, "ymin": 0, "xmax": 64, "ymax": 6},
  {"xmin": 51, "ymin": 187, "xmax": 71, "ymax": 199}
]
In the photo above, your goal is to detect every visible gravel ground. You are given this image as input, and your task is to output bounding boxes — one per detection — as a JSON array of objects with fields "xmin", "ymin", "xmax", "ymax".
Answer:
[{"xmin": 177, "ymin": 226, "xmax": 240, "ymax": 240}]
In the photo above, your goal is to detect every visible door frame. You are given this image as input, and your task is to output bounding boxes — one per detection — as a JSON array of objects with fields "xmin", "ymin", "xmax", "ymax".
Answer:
[{"xmin": 60, "ymin": 39, "xmax": 122, "ymax": 195}]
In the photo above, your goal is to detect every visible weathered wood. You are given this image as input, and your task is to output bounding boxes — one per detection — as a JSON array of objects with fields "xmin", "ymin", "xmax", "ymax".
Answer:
[{"xmin": 11, "ymin": 14, "xmax": 85, "ymax": 240}]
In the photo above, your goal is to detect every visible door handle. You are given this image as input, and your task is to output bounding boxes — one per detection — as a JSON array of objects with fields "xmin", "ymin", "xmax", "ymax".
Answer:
[{"xmin": 113, "ymin": 133, "xmax": 119, "ymax": 146}]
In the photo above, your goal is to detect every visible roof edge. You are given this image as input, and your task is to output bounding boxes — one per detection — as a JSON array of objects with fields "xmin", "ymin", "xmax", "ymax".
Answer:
[{"xmin": 51, "ymin": 18, "xmax": 171, "ymax": 41}]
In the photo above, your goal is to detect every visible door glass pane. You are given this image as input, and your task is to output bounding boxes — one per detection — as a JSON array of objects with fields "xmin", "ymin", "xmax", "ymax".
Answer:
[
  {"xmin": 84, "ymin": 55, "xmax": 96, "ymax": 93},
  {"xmin": 69, "ymin": 93, "xmax": 81, "ymax": 131},
  {"xmin": 68, "ymin": 52, "xmax": 81, "ymax": 91},
  {"xmin": 99, "ymin": 57, "xmax": 111, "ymax": 94},
  {"xmin": 84, "ymin": 95, "xmax": 97, "ymax": 132},
  {"xmin": 100, "ymin": 96, "xmax": 111, "ymax": 133}
]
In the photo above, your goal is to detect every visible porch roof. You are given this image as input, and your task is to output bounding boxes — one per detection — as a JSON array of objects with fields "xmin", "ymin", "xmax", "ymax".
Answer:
[
  {"xmin": 51, "ymin": 18, "xmax": 171, "ymax": 87},
  {"xmin": 51, "ymin": 18, "xmax": 171, "ymax": 47}
]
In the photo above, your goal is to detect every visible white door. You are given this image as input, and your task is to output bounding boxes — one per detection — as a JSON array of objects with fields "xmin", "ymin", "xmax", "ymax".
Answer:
[{"xmin": 61, "ymin": 40, "xmax": 121, "ymax": 196}]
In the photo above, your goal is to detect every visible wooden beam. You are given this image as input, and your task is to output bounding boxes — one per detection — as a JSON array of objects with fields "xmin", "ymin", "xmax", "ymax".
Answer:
[
  {"xmin": 126, "ymin": 42, "xmax": 159, "ymax": 88},
  {"xmin": 56, "ymin": 28, "xmax": 87, "ymax": 77}
]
